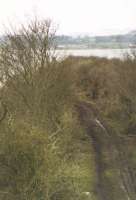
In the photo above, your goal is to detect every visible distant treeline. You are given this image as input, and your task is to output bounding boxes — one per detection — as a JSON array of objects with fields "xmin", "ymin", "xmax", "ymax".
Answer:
[{"xmin": 55, "ymin": 31, "xmax": 136, "ymax": 48}]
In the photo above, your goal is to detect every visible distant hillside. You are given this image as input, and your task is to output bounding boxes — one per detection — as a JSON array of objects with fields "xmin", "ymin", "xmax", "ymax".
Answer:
[{"xmin": 56, "ymin": 31, "xmax": 136, "ymax": 49}]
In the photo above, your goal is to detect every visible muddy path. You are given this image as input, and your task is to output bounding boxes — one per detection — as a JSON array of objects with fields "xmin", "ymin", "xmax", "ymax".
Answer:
[{"xmin": 75, "ymin": 101, "xmax": 112, "ymax": 200}]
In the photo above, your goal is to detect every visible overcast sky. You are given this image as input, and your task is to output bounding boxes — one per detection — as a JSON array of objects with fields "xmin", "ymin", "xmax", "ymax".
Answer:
[{"xmin": 0, "ymin": 0, "xmax": 136, "ymax": 35}]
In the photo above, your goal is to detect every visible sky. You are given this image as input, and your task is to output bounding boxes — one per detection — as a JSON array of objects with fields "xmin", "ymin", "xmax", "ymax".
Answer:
[{"xmin": 0, "ymin": 0, "xmax": 136, "ymax": 36}]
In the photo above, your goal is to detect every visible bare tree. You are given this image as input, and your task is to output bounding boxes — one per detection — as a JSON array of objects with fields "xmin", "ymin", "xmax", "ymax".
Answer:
[{"xmin": 0, "ymin": 19, "xmax": 57, "ymax": 117}]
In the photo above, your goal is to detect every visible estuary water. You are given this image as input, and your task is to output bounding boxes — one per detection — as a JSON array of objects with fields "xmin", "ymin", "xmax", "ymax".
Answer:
[{"xmin": 55, "ymin": 48, "xmax": 132, "ymax": 59}]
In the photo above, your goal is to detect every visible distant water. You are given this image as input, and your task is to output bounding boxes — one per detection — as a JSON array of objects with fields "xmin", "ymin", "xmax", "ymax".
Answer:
[{"xmin": 55, "ymin": 49, "xmax": 132, "ymax": 59}]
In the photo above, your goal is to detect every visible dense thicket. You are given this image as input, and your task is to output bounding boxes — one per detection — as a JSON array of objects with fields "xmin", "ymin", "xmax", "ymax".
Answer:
[{"xmin": 0, "ymin": 19, "xmax": 136, "ymax": 200}]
